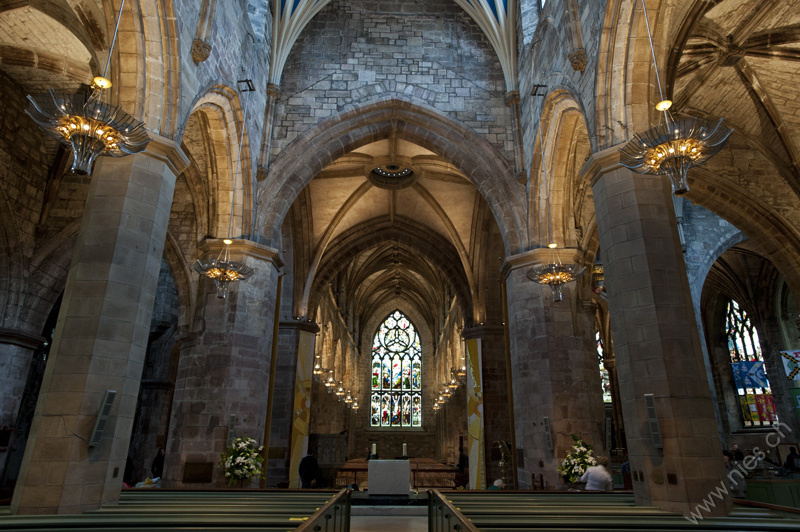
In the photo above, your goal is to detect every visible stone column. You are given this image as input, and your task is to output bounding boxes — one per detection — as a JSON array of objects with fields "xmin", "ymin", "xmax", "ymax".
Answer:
[
  {"xmin": 503, "ymin": 250, "xmax": 605, "ymax": 489},
  {"xmin": 11, "ymin": 137, "xmax": 189, "ymax": 514},
  {"xmin": 504, "ymin": 90, "xmax": 526, "ymax": 183},
  {"xmin": 264, "ymin": 321, "xmax": 317, "ymax": 485},
  {"xmin": 0, "ymin": 329, "xmax": 43, "ymax": 481},
  {"xmin": 586, "ymin": 146, "xmax": 729, "ymax": 516},
  {"xmin": 165, "ymin": 240, "xmax": 282, "ymax": 488},
  {"xmin": 256, "ymin": 84, "xmax": 281, "ymax": 182}
]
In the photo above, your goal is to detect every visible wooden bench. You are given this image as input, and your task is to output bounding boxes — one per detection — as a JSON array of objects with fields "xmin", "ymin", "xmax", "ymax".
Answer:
[
  {"xmin": 439, "ymin": 490, "xmax": 800, "ymax": 531},
  {"xmin": 0, "ymin": 489, "xmax": 349, "ymax": 532}
]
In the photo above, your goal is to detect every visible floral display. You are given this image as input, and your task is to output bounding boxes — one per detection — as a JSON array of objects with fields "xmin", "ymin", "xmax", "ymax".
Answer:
[
  {"xmin": 557, "ymin": 435, "xmax": 597, "ymax": 485},
  {"xmin": 220, "ymin": 437, "xmax": 264, "ymax": 486}
]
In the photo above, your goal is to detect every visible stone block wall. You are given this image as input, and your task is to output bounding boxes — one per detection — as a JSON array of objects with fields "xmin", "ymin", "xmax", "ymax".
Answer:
[{"xmin": 272, "ymin": 0, "xmax": 513, "ymax": 165}]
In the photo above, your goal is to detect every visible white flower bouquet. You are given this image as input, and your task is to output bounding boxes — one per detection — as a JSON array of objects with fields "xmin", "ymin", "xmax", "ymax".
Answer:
[
  {"xmin": 557, "ymin": 434, "xmax": 597, "ymax": 485},
  {"xmin": 220, "ymin": 437, "xmax": 265, "ymax": 487}
]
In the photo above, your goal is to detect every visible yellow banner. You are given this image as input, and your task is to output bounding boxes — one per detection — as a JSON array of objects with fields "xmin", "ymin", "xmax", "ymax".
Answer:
[
  {"xmin": 465, "ymin": 337, "xmax": 485, "ymax": 490},
  {"xmin": 288, "ymin": 330, "xmax": 315, "ymax": 488}
]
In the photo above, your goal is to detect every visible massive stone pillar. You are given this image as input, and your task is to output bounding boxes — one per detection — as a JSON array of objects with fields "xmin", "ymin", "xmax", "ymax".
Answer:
[
  {"xmin": 165, "ymin": 240, "xmax": 282, "ymax": 488},
  {"xmin": 587, "ymin": 147, "xmax": 729, "ymax": 516},
  {"xmin": 10, "ymin": 138, "xmax": 189, "ymax": 514},
  {"xmin": 503, "ymin": 250, "xmax": 605, "ymax": 489}
]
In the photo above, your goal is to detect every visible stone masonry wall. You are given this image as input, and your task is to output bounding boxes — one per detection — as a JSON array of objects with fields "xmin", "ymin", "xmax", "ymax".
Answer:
[{"xmin": 271, "ymin": 0, "xmax": 514, "ymax": 166}]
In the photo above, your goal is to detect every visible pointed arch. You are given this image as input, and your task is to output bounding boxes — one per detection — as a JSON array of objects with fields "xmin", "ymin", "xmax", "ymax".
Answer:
[
  {"xmin": 257, "ymin": 98, "xmax": 525, "ymax": 255},
  {"xmin": 185, "ymin": 85, "xmax": 255, "ymax": 240}
]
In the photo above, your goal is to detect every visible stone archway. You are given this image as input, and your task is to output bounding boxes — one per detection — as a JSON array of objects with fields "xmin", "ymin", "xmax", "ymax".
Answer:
[{"xmin": 257, "ymin": 98, "xmax": 526, "ymax": 255}]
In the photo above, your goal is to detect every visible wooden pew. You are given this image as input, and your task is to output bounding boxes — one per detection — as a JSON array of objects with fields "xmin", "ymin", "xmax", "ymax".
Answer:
[{"xmin": 0, "ymin": 489, "xmax": 349, "ymax": 532}]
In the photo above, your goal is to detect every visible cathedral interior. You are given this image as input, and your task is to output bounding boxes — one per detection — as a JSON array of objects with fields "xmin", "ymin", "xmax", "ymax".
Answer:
[{"xmin": 1, "ymin": 0, "xmax": 800, "ymax": 520}]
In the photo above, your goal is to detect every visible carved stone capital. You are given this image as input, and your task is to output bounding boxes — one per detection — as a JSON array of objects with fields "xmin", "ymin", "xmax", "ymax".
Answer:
[
  {"xmin": 256, "ymin": 164, "xmax": 270, "ymax": 182},
  {"xmin": 266, "ymin": 83, "xmax": 281, "ymax": 99},
  {"xmin": 569, "ymin": 48, "xmax": 587, "ymax": 72},
  {"xmin": 192, "ymin": 39, "xmax": 212, "ymax": 64},
  {"xmin": 504, "ymin": 90, "xmax": 521, "ymax": 107}
]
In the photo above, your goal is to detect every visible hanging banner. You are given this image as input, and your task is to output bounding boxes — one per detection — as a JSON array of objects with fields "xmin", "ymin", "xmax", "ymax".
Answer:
[
  {"xmin": 731, "ymin": 361, "xmax": 768, "ymax": 388},
  {"xmin": 288, "ymin": 330, "xmax": 315, "ymax": 488},
  {"xmin": 754, "ymin": 394, "xmax": 778, "ymax": 423},
  {"xmin": 465, "ymin": 337, "xmax": 485, "ymax": 490},
  {"xmin": 780, "ymin": 350, "xmax": 800, "ymax": 380}
]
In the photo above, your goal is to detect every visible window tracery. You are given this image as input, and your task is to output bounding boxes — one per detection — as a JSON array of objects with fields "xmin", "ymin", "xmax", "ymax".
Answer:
[{"xmin": 370, "ymin": 310, "xmax": 422, "ymax": 428}]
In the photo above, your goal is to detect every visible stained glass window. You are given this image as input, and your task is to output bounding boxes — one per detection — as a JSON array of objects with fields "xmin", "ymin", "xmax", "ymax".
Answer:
[
  {"xmin": 726, "ymin": 300, "xmax": 778, "ymax": 427},
  {"xmin": 370, "ymin": 310, "xmax": 422, "ymax": 428},
  {"xmin": 596, "ymin": 331, "xmax": 612, "ymax": 403}
]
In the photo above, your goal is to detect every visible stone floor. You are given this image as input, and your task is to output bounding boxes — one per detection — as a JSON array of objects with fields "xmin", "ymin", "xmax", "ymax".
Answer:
[{"xmin": 350, "ymin": 515, "xmax": 428, "ymax": 532}]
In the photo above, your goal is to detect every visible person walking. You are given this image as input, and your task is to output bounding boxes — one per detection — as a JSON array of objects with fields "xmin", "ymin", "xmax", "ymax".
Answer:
[{"xmin": 580, "ymin": 456, "xmax": 612, "ymax": 491}]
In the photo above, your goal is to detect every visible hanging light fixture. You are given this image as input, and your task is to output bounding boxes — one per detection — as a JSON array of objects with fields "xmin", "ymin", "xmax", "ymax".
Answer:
[
  {"xmin": 442, "ymin": 386, "xmax": 452, "ymax": 398},
  {"xmin": 448, "ymin": 377, "xmax": 459, "ymax": 390},
  {"xmin": 194, "ymin": 79, "xmax": 257, "ymax": 298},
  {"xmin": 313, "ymin": 358, "xmax": 324, "ymax": 376},
  {"xmin": 456, "ymin": 365, "xmax": 467, "ymax": 378},
  {"xmin": 344, "ymin": 393, "xmax": 353, "ymax": 404},
  {"xmin": 619, "ymin": 0, "xmax": 732, "ymax": 195},
  {"xmin": 352, "ymin": 400, "xmax": 359, "ymax": 412},
  {"xmin": 25, "ymin": 0, "xmax": 149, "ymax": 175},
  {"xmin": 526, "ymin": 244, "xmax": 585, "ymax": 302},
  {"xmin": 335, "ymin": 386, "xmax": 346, "ymax": 397},
  {"xmin": 526, "ymin": 86, "xmax": 584, "ymax": 301}
]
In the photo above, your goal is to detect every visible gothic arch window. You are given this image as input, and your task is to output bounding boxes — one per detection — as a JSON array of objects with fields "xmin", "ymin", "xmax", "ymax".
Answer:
[
  {"xmin": 725, "ymin": 299, "xmax": 778, "ymax": 427},
  {"xmin": 370, "ymin": 310, "xmax": 422, "ymax": 428}
]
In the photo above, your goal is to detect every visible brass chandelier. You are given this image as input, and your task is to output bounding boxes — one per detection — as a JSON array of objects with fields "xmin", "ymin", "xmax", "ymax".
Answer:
[
  {"xmin": 619, "ymin": 0, "xmax": 732, "ymax": 195},
  {"xmin": 194, "ymin": 80, "xmax": 257, "ymax": 298},
  {"xmin": 25, "ymin": 0, "xmax": 149, "ymax": 175},
  {"xmin": 526, "ymin": 244, "xmax": 585, "ymax": 302}
]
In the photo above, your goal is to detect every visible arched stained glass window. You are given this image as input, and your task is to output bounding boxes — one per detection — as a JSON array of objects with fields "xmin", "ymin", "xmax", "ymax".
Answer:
[
  {"xmin": 726, "ymin": 299, "xmax": 778, "ymax": 427},
  {"xmin": 371, "ymin": 310, "xmax": 422, "ymax": 428},
  {"xmin": 596, "ymin": 331, "xmax": 612, "ymax": 403}
]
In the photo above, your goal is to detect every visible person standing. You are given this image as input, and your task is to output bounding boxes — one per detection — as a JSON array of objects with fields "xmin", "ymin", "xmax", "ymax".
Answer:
[
  {"xmin": 580, "ymin": 456, "xmax": 612, "ymax": 491},
  {"xmin": 150, "ymin": 448, "xmax": 165, "ymax": 479},
  {"xmin": 298, "ymin": 452, "xmax": 320, "ymax": 489}
]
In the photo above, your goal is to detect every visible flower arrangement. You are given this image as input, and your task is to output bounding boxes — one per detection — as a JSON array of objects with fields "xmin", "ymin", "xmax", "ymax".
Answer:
[
  {"xmin": 557, "ymin": 434, "xmax": 597, "ymax": 485},
  {"xmin": 220, "ymin": 437, "xmax": 264, "ymax": 487}
]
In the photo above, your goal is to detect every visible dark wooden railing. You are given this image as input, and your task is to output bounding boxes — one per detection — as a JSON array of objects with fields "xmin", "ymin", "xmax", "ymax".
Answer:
[
  {"xmin": 295, "ymin": 488, "xmax": 351, "ymax": 532},
  {"xmin": 427, "ymin": 489, "xmax": 480, "ymax": 532}
]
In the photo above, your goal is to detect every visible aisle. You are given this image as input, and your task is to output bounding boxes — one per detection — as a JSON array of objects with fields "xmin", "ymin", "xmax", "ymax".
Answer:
[{"xmin": 349, "ymin": 515, "xmax": 427, "ymax": 532}]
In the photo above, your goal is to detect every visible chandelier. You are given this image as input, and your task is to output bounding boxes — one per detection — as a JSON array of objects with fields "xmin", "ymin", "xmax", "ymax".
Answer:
[
  {"xmin": 619, "ymin": 0, "xmax": 732, "ymax": 195},
  {"xmin": 526, "ymin": 245, "xmax": 586, "ymax": 302},
  {"xmin": 195, "ymin": 80, "xmax": 257, "ymax": 298},
  {"xmin": 194, "ymin": 239, "xmax": 254, "ymax": 298},
  {"xmin": 25, "ymin": 0, "xmax": 149, "ymax": 175}
]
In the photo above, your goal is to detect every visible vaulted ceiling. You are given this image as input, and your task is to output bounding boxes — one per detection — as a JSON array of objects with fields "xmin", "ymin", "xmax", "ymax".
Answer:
[{"xmin": 668, "ymin": 0, "xmax": 800, "ymax": 191}]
